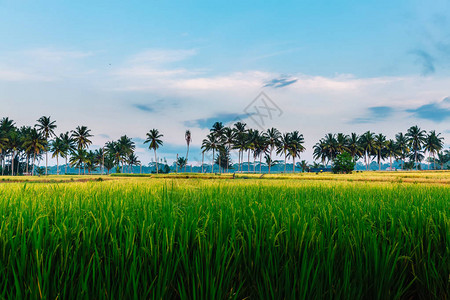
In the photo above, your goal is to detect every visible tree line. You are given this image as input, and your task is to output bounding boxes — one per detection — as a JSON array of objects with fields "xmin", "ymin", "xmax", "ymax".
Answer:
[
  {"xmin": 313, "ymin": 126, "xmax": 448, "ymax": 170},
  {"xmin": 0, "ymin": 116, "xmax": 448, "ymax": 175}
]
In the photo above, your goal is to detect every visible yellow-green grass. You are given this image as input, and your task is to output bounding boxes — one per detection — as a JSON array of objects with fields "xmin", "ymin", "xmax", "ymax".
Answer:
[{"xmin": 0, "ymin": 177, "xmax": 448, "ymax": 299}]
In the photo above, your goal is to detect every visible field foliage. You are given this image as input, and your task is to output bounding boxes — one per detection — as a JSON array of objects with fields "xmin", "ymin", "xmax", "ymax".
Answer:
[{"xmin": 0, "ymin": 175, "xmax": 448, "ymax": 299}]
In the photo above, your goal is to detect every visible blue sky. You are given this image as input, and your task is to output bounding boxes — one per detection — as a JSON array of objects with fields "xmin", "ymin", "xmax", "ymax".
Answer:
[{"xmin": 1, "ymin": 0, "xmax": 449, "ymax": 164}]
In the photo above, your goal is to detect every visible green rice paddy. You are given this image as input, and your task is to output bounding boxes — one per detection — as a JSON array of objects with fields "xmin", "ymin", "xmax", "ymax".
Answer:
[{"xmin": 0, "ymin": 174, "xmax": 448, "ymax": 299}]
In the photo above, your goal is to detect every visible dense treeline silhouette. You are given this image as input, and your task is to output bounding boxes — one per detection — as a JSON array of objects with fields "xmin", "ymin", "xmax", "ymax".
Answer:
[{"xmin": 0, "ymin": 117, "xmax": 448, "ymax": 175}]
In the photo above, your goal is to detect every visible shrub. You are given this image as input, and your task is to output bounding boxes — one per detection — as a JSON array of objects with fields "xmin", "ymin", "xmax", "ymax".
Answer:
[{"xmin": 332, "ymin": 152, "xmax": 355, "ymax": 174}]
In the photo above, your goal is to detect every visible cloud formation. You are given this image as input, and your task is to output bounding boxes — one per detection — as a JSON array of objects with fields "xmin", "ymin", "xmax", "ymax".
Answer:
[
  {"xmin": 351, "ymin": 106, "xmax": 394, "ymax": 124},
  {"xmin": 406, "ymin": 97, "xmax": 450, "ymax": 122}
]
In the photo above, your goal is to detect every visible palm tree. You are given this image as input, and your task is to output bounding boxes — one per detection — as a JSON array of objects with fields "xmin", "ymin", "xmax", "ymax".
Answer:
[
  {"xmin": 35, "ymin": 116, "xmax": 57, "ymax": 175},
  {"xmin": 71, "ymin": 126, "xmax": 93, "ymax": 151},
  {"xmin": 201, "ymin": 133, "xmax": 220, "ymax": 173},
  {"xmin": 276, "ymin": 132, "xmax": 291, "ymax": 173},
  {"xmin": 359, "ymin": 131, "xmax": 376, "ymax": 171},
  {"xmin": 233, "ymin": 122, "xmax": 247, "ymax": 172},
  {"xmin": 246, "ymin": 129, "xmax": 258, "ymax": 172},
  {"xmin": 288, "ymin": 131, "xmax": 305, "ymax": 173},
  {"xmin": 51, "ymin": 136, "xmax": 65, "ymax": 175},
  {"xmin": 264, "ymin": 127, "xmax": 281, "ymax": 174},
  {"xmin": 144, "ymin": 129, "xmax": 163, "ymax": 174},
  {"xmin": 423, "ymin": 130, "xmax": 444, "ymax": 170},
  {"xmin": 373, "ymin": 133, "xmax": 387, "ymax": 171},
  {"xmin": 336, "ymin": 133, "xmax": 349, "ymax": 155},
  {"xmin": 0, "ymin": 118, "xmax": 16, "ymax": 175},
  {"xmin": 127, "ymin": 153, "xmax": 140, "ymax": 174},
  {"xmin": 19, "ymin": 126, "xmax": 33, "ymax": 174},
  {"xmin": 117, "ymin": 135, "xmax": 135, "ymax": 173},
  {"xmin": 22, "ymin": 129, "xmax": 46, "ymax": 175},
  {"xmin": 185, "ymin": 130, "xmax": 191, "ymax": 172},
  {"xmin": 313, "ymin": 140, "xmax": 327, "ymax": 167},
  {"xmin": 347, "ymin": 133, "xmax": 362, "ymax": 164},
  {"xmin": 60, "ymin": 132, "xmax": 75, "ymax": 174},
  {"xmin": 395, "ymin": 132, "xmax": 409, "ymax": 170},
  {"xmin": 299, "ymin": 160, "xmax": 309, "ymax": 173},
  {"xmin": 322, "ymin": 133, "xmax": 337, "ymax": 165},
  {"xmin": 176, "ymin": 156, "xmax": 188, "ymax": 170},
  {"xmin": 253, "ymin": 132, "xmax": 268, "ymax": 173},
  {"xmin": 436, "ymin": 151, "xmax": 449, "ymax": 170},
  {"xmin": 70, "ymin": 149, "xmax": 87, "ymax": 175},
  {"xmin": 384, "ymin": 139, "xmax": 400, "ymax": 170},
  {"xmin": 7, "ymin": 129, "xmax": 20, "ymax": 176},
  {"xmin": 405, "ymin": 125, "xmax": 426, "ymax": 170},
  {"xmin": 222, "ymin": 127, "xmax": 235, "ymax": 173}
]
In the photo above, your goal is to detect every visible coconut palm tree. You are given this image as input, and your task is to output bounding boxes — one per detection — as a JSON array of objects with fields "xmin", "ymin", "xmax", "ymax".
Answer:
[
  {"xmin": 201, "ymin": 133, "xmax": 220, "ymax": 173},
  {"xmin": 383, "ymin": 139, "xmax": 400, "ymax": 170},
  {"xmin": 117, "ymin": 135, "xmax": 135, "ymax": 173},
  {"xmin": 264, "ymin": 127, "xmax": 281, "ymax": 174},
  {"xmin": 395, "ymin": 132, "xmax": 409, "ymax": 170},
  {"xmin": 127, "ymin": 153, "xmax": 140, "ymax": 173},
  {"xmin": 405, "ymin": 125, "xmax": 426, "ymax": 170},
  {"xmin": 436, "ymin": 151, "xmax": 449, "ymax": 170},
  {"xmin": 298, "ymin": 160, "xmax": 309, "ymax": 173},
  {"xmin": 347, "ymin": 133, "xmax": 362, "ymax": 164},
  {"xmin": 144, "ymin": 129, "xmax": 163, "ymax": 174},
  {"xmin": 60, "ymin": 132, "xmax": 75, "ymax": 174},
  {"xmin": 253, "ymin": 131, "xmax": 268, "ymax": 173},
  {"xmin": 222, "ymin": 127, "xmax": 235, "ymax": 173},
  {"xmin": 51, "ymin": 136, "xmax": 65, "ymax": 175},
  {"xmin": 313, "ymin": 139, "xmax": 327, "ymax": 167},
  {"xmin": 276, "ymin": 132, "xmax": 291, "ymax": 173},
  {"xmin": 7, "ymin": 129, "xmax": 20, "ymax": 176},
  {"xmin": 322, "ymin": 133, "xmax": 338, "ymax": 164},
  {"xmin": 233, "ymin": 122, "xmax": 247, "ymax": 172},
  {"xmin": 373, "ymin": 133, "xmax": 387, "ymax": 171},
  {"xmin": 70, "ymin": 149, "xmax": 88, "ymax": 175},
  {"xmin": 288, "ymin": 131, "xmax": 305, "ymax": 173},
  {"xmin": 22, "ymin": 128, "xmax": 46, "ymax": 175},
  {"xmin": 185, "ymin": 130, "xmax": 191, "ymax": 172},
  {"xmin": 0, "ymin": 117, "xmax": 16, "ymax": 175},
  {"xmin": 336, "ymin": 133, "xmax": 349, "ymax": 155},
  {"xmin": 35, "ymin": 116, "xmax": 57, "ymax": 175},
  {"xmin": 71, "ymin": 126, "xmax": 93, "ymax": 151},
  {"xmin": 359, "ymin": 131, "xmax": 376, "ymax": 170},
  {"xmin": 423, "ymin": 130, "xmax": 444, "ymax": 170}
]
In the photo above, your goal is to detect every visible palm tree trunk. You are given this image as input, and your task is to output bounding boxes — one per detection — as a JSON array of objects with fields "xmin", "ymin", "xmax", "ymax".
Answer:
[
  {"xmin": 259, "ymin": 154, "xmax": 262, "ymax": 173},
  {"xmin": 154, "ymin": 149, "xmax": 158, "ymax": 174},
  {"xmin": 390, "ymin": 156, "xmax": 392, "ymax": 170},
  {"xmin": 284, "ymin": 151, "xmax": 287, "ymax": 173},
  {"xmin": 32, "ymin": 153, "xmax": 36, "ymax": 176},
  {"xmin": 269, "ymin": 147, "xmax": 273, "ymax": 174},
  {"xmin": 65, "ymin": 156, "xmax": 68, "ymax": 174},
  {"xmin": 293, "ymin": 157, "xmax": 295, "ymax": 173},
  {"xmin": 211, "ymin": 149, "xmax": 214, "ymax": 173},
  {"xmin": 45, "ymin": 151, "xmax": 48, "ymax": 175},
  {"xmin": 11, "ymin": 151, "xmax": 15, "ymax": 176},
  {"xmin": 247, "ymin": 150, "xmax": 250, "ymax": 173},
  {"xmin": 378, "ymin": 151, "xmax": 381, "ymax": 171},
  {"xmin": 26, "ymin": 155, "xmax": 29, "ymax": 174},
  {"xmin": 185, "ymin": 145, "xmax": 189, "ymax": 172},
  {"xmin": 57, "ymin": 156, "xmax": 59, "ymax": 175},
  {"xmin": 415, "ymin": 151, "xmax": 418, "ymax": 170},
  {"xmin": 253, "ymin": 156, "xmax": 256, "ymax": 173},
  {"xmin": 433, "ymin": 153, "xmax": 436, "ymax": 170}
]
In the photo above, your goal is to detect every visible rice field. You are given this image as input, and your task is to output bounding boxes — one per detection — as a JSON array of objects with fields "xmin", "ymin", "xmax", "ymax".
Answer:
[{"xmin": 0, "ymin": 173, "xmax": 448, "ymax": 299}]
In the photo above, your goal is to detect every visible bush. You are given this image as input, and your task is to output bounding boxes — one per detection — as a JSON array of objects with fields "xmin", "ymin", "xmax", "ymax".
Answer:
[{"xmin": 332, "ymin": 152, "xmax": 355, "ymax": 174}]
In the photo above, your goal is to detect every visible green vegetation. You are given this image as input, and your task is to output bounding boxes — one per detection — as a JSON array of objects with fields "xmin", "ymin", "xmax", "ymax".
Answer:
[
  {"xmin": 332, "ymin": 152, "xmax": 356, "ymax": 174},
  {"xmin": 0, "ymin": 176, "xmax": 448, "ymax": 299}
]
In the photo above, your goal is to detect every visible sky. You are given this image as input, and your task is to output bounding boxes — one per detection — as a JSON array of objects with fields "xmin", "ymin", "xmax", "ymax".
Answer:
[{"xmin": 1, "ymin": 0, "xmax": 449, "ymax": 165}]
